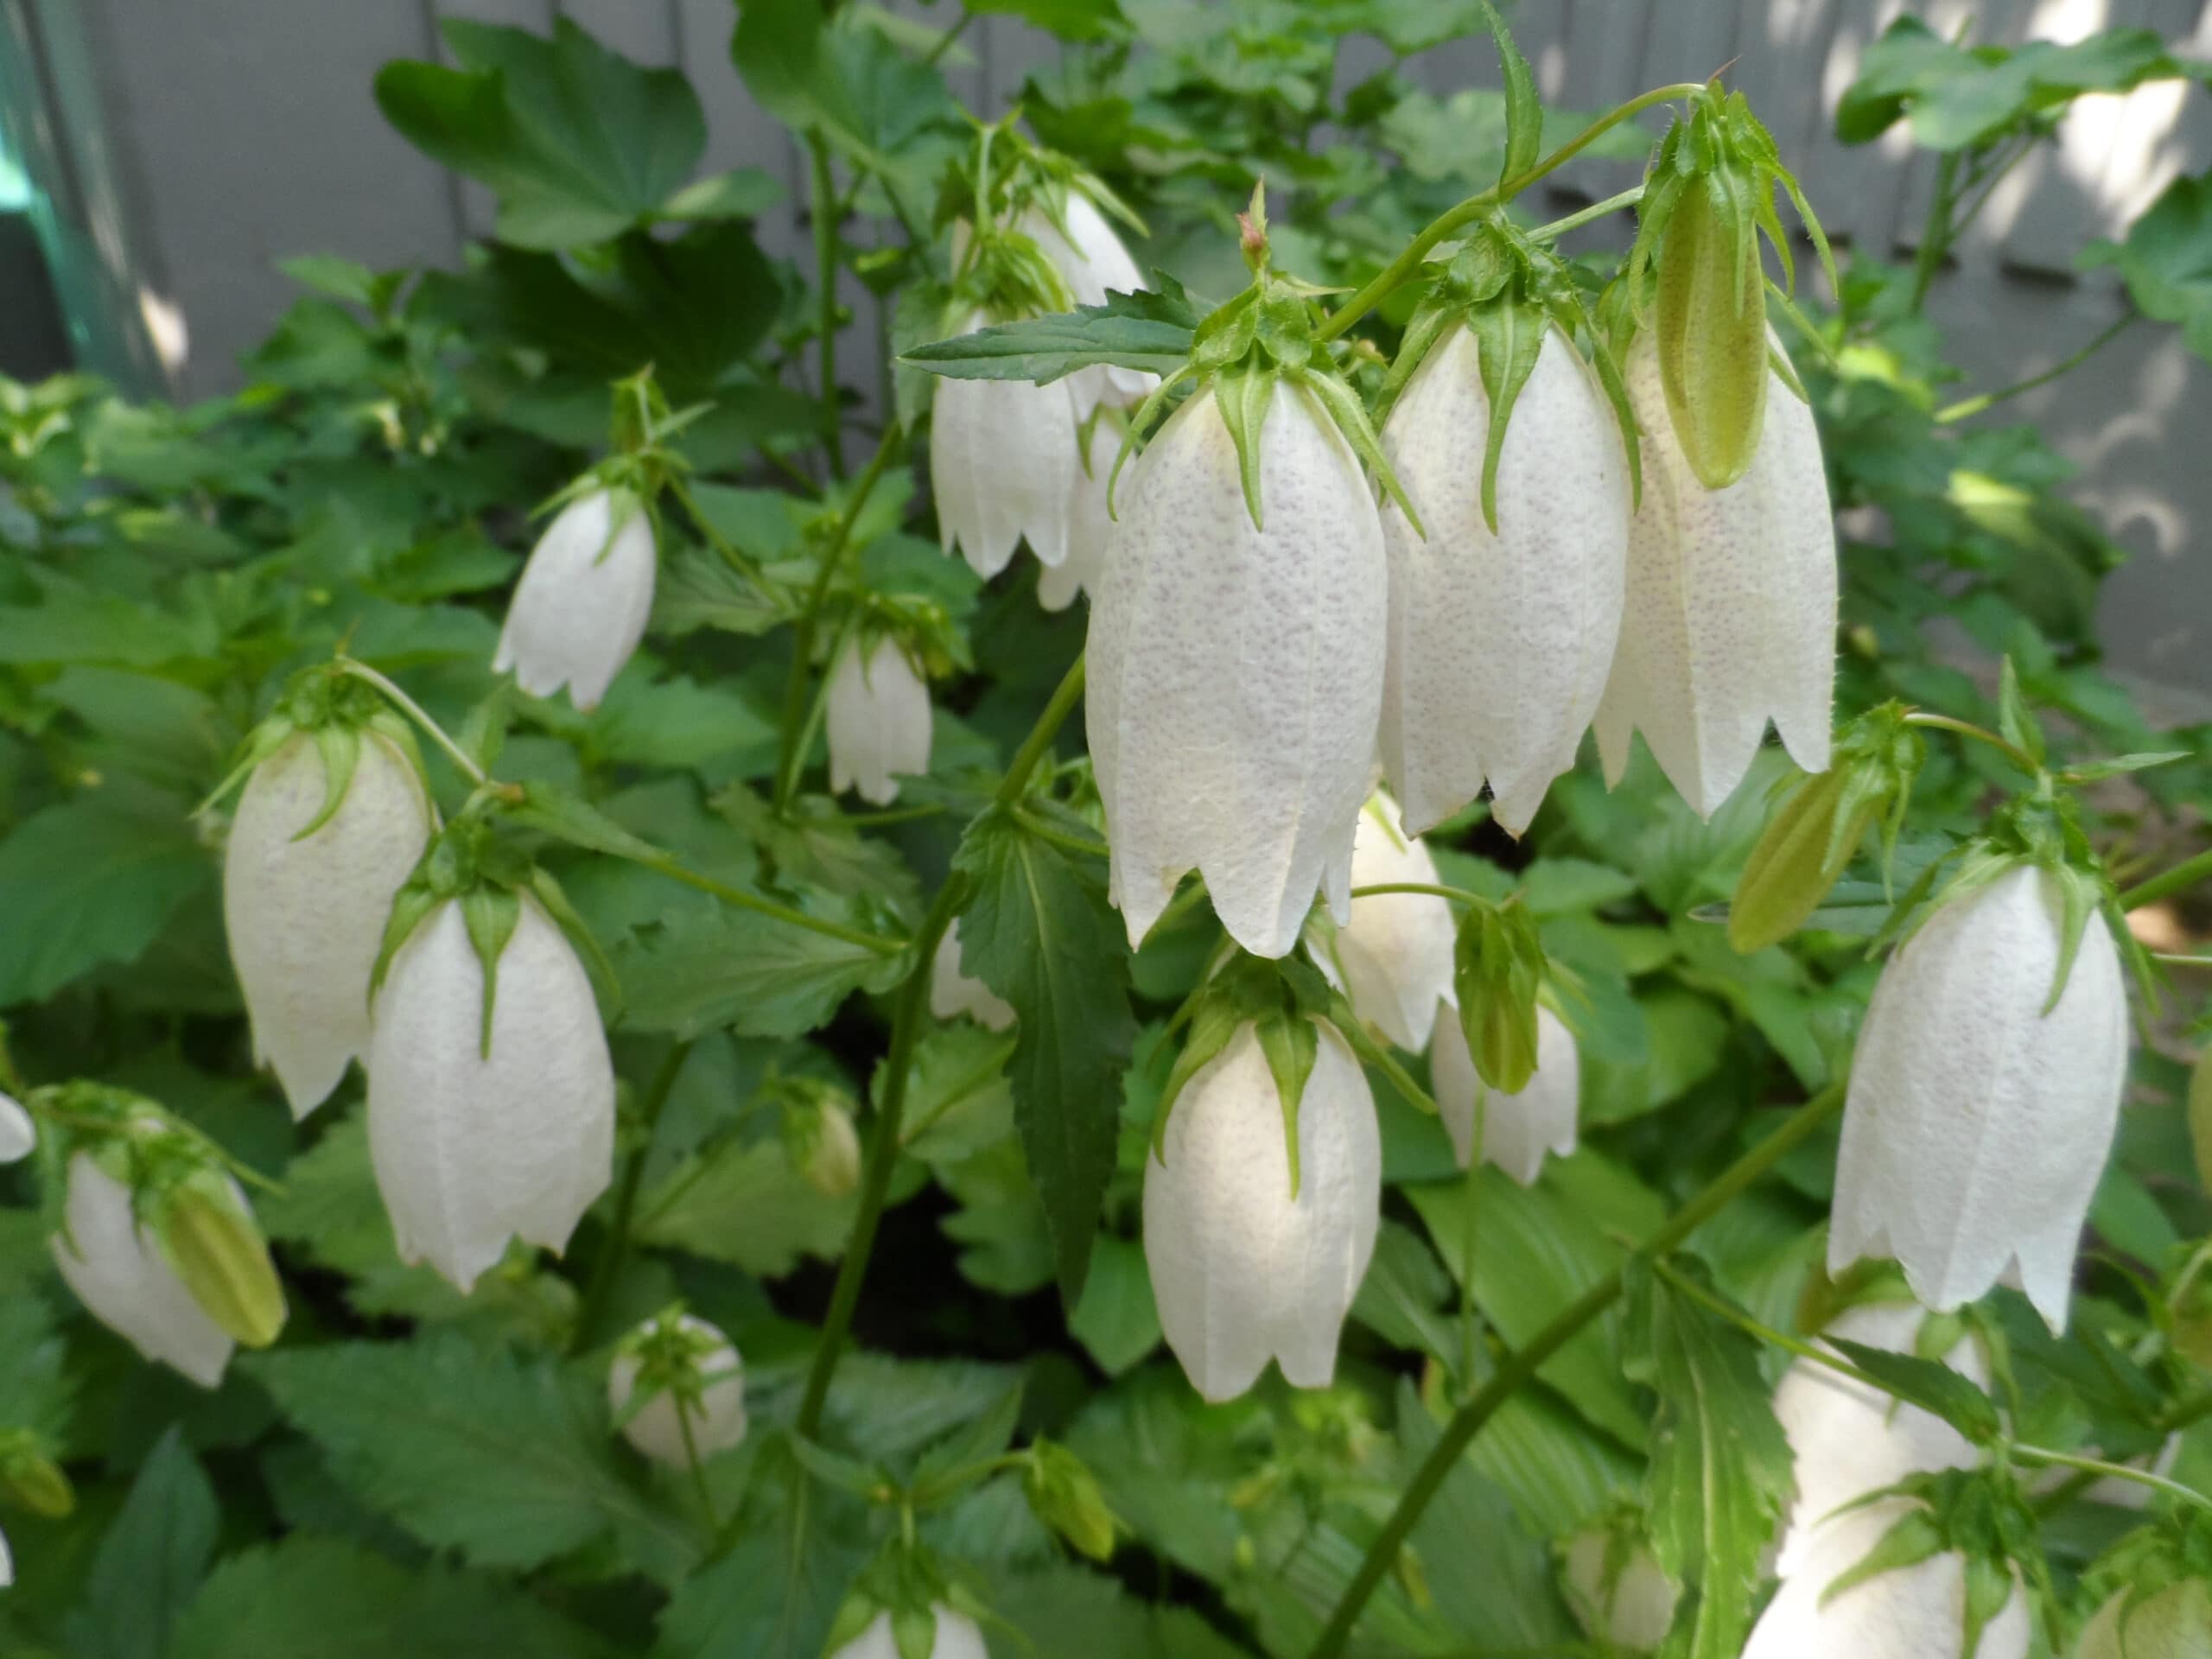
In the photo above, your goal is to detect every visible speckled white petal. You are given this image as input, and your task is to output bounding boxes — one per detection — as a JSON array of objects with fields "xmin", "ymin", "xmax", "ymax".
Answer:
[
  {"xmin": 1306, "ymin": 793, "xmax": 1454, "ymax": 1052},
  {"xmin": 0, "ymin": 1092, "xmax": 32, "ymax": 1163},
  {"xmin": 366, "ymin": 897, "xmax": 614, "ymax": 1293},
  {"xmin": 1089, "ymin": 382, "xmax": 1387, "ymax": 957},
  {"xmin": 930, "ymin": 921, "xmax": 1015, "ymax": 1031},
  {"xmin": 1829, "ymin": 865, "xmax": 2129, "ymax": 1332},
  {"xmin": 825, "ymin": 636, "xmax": 932, "ymax": 807},
  {"xmin": 1561, "ymin": 1531, "xmax": 1678, "ymax": 1653},
  {"xmin": 928, "ymin": 309, "xmax": 1083, "ymax": 575},
  {"xmin": 1378, "ymin": 327, "xmax": 1630, "ymax": 837},
  {"xmin": 1432, "ymin": 1003, "xmax": 1579, "ymax": 1184},
  {"xmin": 1773, "ymin": 1300, "xmax": 1989, "ymax": 1575},
  {"xmin": 607, "ymin": 1314, "xmax": 747, "ymax": 1468},
  {"xmin": 225, "ymin": 733, "xmax": 433, "ymax": 1120},
  {"xmin": 1746, "ymin": 1503, "xmax": 2030, "ymax": 1659},
  {"xmin": 1592, "ymin": 336, "xmax": 1836, "ymax": 818},
  {"xmin": 494, "ymin": 489, "xmax": 658, "ymax": 713},
  {"xmin": 1039, "ymin": 417, "xmax": 1118, "ymax": 612},
  {"xmin": 1143, "ymin": 1020, "xmax": 1380, "ymax": 1402},
  {"xmin": 1026, "ymin": 194, "xmax": 1156, "ymax": 406},
  {"xmin": 51, "ymin": 1155, "xmax": 234, "ymax": 1388},
  {"xmin": 830, "ymin": 1607, "xmax": 988, "ymax": 1659}
]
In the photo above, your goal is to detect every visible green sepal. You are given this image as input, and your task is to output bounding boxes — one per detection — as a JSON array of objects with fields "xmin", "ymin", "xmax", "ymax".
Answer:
[
  {"xmin": 528, "ymin": 865, "xmax": 621, "ymax": 1023},
  {"xmin": 1454, "ymin": 895, "xmax": 1546, "ymax": 1094},
  {"xmin": 1375, "ymin": 301, "xmax": 1458, "ymax": 427},
  {"xmin": 1151, "ymin": 995, "xmax": 1244, "ymax": 1163},
  {"xmin": 1465, "ymin": 293, "xmax": 1550, "ymax": 535},
  {"xmin": 1105, "ymin": 361, "xmax": 1193, "ymax": 518},
  {"xmin": 1215, "ymin": 365, "xmax": 1279, "ymax": 531},
  {"xmin": 1994, "ymin": 656, "xmax": 2049, "ymax": 770},
  {"xmin": 1817, "ymin": 1504, "xmax": 1946, "ymax": 1605},
  {"xmin": 1958, "ymin": 1550, "xmax": 2017, "ymax": 1659},
  {"xmin": 152, "ymin": 1167, "xmax": 287, "ymax": 1349},
  {"xmin": 893, "ymin": 1606, "xmax": 938, "ymax": 1659},
  {"xmin": 296, "ymin": 721, "xmax": 365, "ymax": 842},
  {"xmin": 461, "ymin": 883, "xmax": 523, "ymax": 1061},
  {"xmin": 1580, "ymin": 321, "xmax": 1645, "ymax": 513},
  {"xmin": 1301, "ymin": 369, "xmax": 1425, "ymax": 537},
  {"xmin": 1475, "ymin": 0, "xmax": 1541, "ymax": 186},
  {"xmin": 1253, "ymin": 1008, "xmax": 1318, "ymax": 1200}
]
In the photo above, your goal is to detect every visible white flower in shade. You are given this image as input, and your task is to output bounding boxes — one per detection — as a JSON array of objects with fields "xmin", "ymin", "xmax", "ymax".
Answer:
[
  {"xmin": 366, "ymin": 895, "xmax": 614, "ymax": 1293},
  {"xmin": 0, "ymin": 1518, "xmax": 10, "ymax": 1588},
  {"xmin": 1038, "ymin": 416, "xmax": 1117, "ymax": 612},
  {"xmin": 224, "ymin": 731, "xmax": 433, "ymax": 1120},
  {"xmin": 1744, "ymin": 1502, "xmax": 2030, "ymax": 1659},
  {"xmin": 930, "ymin": 922, "xmax": 1014, "ymax": 1032},
  {"xmin": 1772, "ymin": 1300, "xmax": 1989, "ymax": 1576},
  {"xmin": 1306, "ymin": 792, "xmax": 1454, "ymax": 1052},
  {"xmin": 931, "ymin": 307, "xmax": 1084, "ymax": 579},
  {"xmin": 825, "ymin": 635, "xmax": 932, "ymax": 807},
  {"xmin": 1593, "ymin": 334, "xmax": 1836, "ymax": 818},
  {"xmin": 1143, "ymin": 1020, "xmax": 1381, "ymax": 1402},
  {"xmin": 1829, "ymin": 863, "xmax": 2130, "ymax": 1332},
  {"xmin": 1089, "ymin": 381, "xmax": 1388, "ymax": 957},
  {"xmin": 493, "ymin": 488, "xmax": 658, "ymax": 712},
  {"xmin": 1022, "ymin": 192, "xmax": 1155, "ymax": 405},
  {"xmin": 1432, "ymin": 1003, "xmax": 1578, "ymax": 1185},
  {"xmin": 1561, "ymin": 1529, "xmax": 1677, "ymax": 1653},
  {"xmin": 830, "ymin": 1606, "xmax": 988, "ymax": 1659},
  {"xmin": 0, "ymin": 1092, "xmax": 32, "ymax": 1162},
  {"xmin": 607, "ymin": 1313, "xmax": 747, "ymax": 1468},
  {"xmin": 1378, "ymin": 325, "xmax": 1630, "ymax": 836},
  {"xmin": 2076, "ymin": 1580, "xmax": 2212, "ymax": 1659},
  {"xmin": 50, "ymin": 1155, "xmax": 232, "ymax": 1389}
]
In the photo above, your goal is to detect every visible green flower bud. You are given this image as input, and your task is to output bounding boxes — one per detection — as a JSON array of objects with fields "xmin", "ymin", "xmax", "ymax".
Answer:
[
  {"xmin": 2075, "ymin": 1579, "xmax": 2212, "ymax": 1659},
  {"xmin": 787, "ymin": 1094, "xmax": 863, "ymax": 1201},
  {"xmin": 0, "ymin": 1435, "xmax": 73, "ymax": 1519},
  {"xmin": 1655, "ymin": 167, "xmax": 1768, "ymax": 491},
  {"xmin": 155, "ymin": 1171, "xmax": 287, "ymax": 1349},
  {"xmin": 1453, "ymin": 897, "xmax": 1546, "ymax": 1094},
  {"xmin": 1025, "ymin": 1440, "xmax": 1118, "ymax": 1562}
]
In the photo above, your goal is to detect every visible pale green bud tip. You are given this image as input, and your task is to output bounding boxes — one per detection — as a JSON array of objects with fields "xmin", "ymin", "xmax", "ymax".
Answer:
[
  {"xmin": 1026, "ymin": 1440, "xmax": 1118, "ymax": 1562},
  {"xmin": 1655, "ymin": 173, "xmax": 1769, "ymax": 492},
  {"xmin": 157, "ymin": 1176, "xmax": 287, "ymax": 1349},
  {"xmin": 792, "ymin": 1099, "xmax": 862, "ymax": 1200},
  {"xmin": 0, "ymin": 1446, "xmax": 73, "ymax": 1519},
  {"xmin": 1730, "ymin": 768, "xmax": 1862, "ymax": 953}
]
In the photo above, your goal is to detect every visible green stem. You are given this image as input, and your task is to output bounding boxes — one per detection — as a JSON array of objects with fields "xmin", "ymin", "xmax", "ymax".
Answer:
[
  {"xmin": 1351, "ymin": 881, "xmax": 1489, "ymax": 906},
  {"xmin": 923, "ymin": 9, "xmax": 972, "ymax": 66},
  {"xmin": 1529, "ymin": 185, "xmax": 1647, "ymax": 244},
  {"xmin": 337, "ymin": 659, "xmax": 488, "ymax": 785},
  {"xmin": 677, "ymin": 1396, "xmax": 723, "ymax": 1535},
  {"xmin": 793, "ymin": 656, "xmax": 1088, "ymax": 1438},
  {"xmin": 1336, "ymin": 1010, "xmax": 1440, "ymax": 1117},
  {"xmin": 2010, "ymin": 1445, "xmax": 2211, "ymax": 1513},
  {"xmin": 1650, "ymin": 1256, "xmax": 1893, "ymax": 1395},
  {"xmin": 1936, "ymin": 315, "xmax": 2134, "ymax": 423},
  {"xmin": 810, "ymin": 133, "xmax": 846, "ymax": 480},
  {"xmin": 2119, "ymin": 847, "xmax": 2212, "ymax": 912},
  {"xmin": 1319, "ymin": 84, "xmax": 1702, "ymax": 344},
  {"xmin": 1306, "ymin": 1082, "xmax": 1847, "ymax": 1659},
  {"xmin": 1900, "ymin": 711, "xmax": 2041, "ymax": 776},
  {"xmin": 572, "ymin": 1039, "xmax": 696, "ymax": 1353},
  {"xmin": 1909, "ymin": 150, "xmax": 1961, "ymax": 313},
  {"xmin": 639, "ymin": 853, "xmax": 907, "ymax": 955}
]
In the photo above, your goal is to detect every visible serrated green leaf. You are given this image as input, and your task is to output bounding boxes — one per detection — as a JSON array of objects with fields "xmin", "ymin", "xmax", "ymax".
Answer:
[
  {"xmin": 904, "ymin": 291, "xmax": 1198, "ymax": 385},
  {"xmin": 1478, "ymin": 2, "xmax": 1541, "ymax": 186},
  {"xmin": 612, "ymin": 900, "xmax": 907, "ymax": 1040},
  {"xmin": 1825, "ymin": 1338, "xmax": 2005, "ymax": 1446},
  {"xmin": 637, "ymin": 1132, "xmax": 858, "ymax": 1278},
  {"xmin": 61, "ymin": 1427, "xmax": 218, "ymax": 1659},
  {"xmin": 1070, "ymin": 1233, "xmax": 1164, "ymax": 1376}
]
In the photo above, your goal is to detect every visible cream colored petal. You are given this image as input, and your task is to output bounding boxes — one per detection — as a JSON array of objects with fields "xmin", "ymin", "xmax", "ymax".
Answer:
[
  {"xmin": 51, "ymin": 1155, "xmax": 233, "ymax": 1388},
  {"xmin": 1561, "ymin": 1531, "xmax": 1678, "ymax": 1653},
  {"xmin": 1433, "ymin": 1004, "xmax": 1579, "ymax": 1184},
  {"xmin": 1088, "ymin": 383, "xmax": 1387, "ymax": 957},
  {"xmin": 1309, "ymin": 792, "xmax": 1454, "ymax": 1052},
  {"xmin": 1746, "ymin": 1505, "xmax": 2030, "ymax": 1659},
  {"xmin": 0, "ymin": 1092, "xmax": 33, "ymax": 1163},
  {"xmin": 493, "ymin": 490, "xmax": 658, "ymax": 713},
  {"xmin": 826, "ymin": 636, "xmax": 933, "ymax": 807},
  {"xmin": 607, "ymin": 1314, "xmax": 747, "ymax": 1467},
  {"xmin": 930, "ymin": 922, "xmax": 1015, "ymax": 1031},
  {"xmin": 1040, "ymin": 418, "xmax": 1119, "ymax": 611}
]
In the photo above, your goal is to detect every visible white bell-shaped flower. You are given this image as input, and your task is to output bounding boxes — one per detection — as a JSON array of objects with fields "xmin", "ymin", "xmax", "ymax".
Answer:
[
  {"xmin": 1089, "ymin": 381, "xmax": 1388, "ymax": 957},
  {"xmin": 1038, "ymin": 416, "xmax": 1117, "ymax": 613},
  {"xmin": 0, "ymin": 1518, "xmax": 10, "ymax": 1588},
  {"xmin": 930, "ymin": 922, "xmax": 1014, "ymax": 1032},
  {"xmin": 1829, "ymin": 863, "xmax": 2129, "ymax": 1332},
  {"xmin": 825, "ymin": 635, "xmax": 932, "ymax": 807},
  {"xmin": 830, "ymin": 1606, "xmax": 988, "ymax": 1659},
  {"xmin": 1561, "ymin": 1529, "xmax": 1678, "ymax": 1653},
  {"xmin": 1378, "ymin": 325, "xmax": 1630, "ymax": 836},
  {"xmin": 493, "ymin": 488, "xmax": 658, "ymax": 713},
  {"xmin": 1432, "ymin": 1003, "xmax": 1579, "ymax": 1185},
  {"xmin": 50, "ymin": 1154, "xmax": 233, "ymax": 1388},
  {"xmin": 224, "ymin": 731, "xmax": 433, "ymax": 1120},
  {"xmin": 1592, "ymin": 334, "xmax": 1835, "ymax": 818},
  {"xmin": 0, "ymin": 1091, "xmax": 32, "ymax": 1162},
  {"xmin": 1772, "ymin": 1299, "xmax": 1989, "ymax": 1576},
  {"xmin": 366, "ymin": 895, "xmax": 614, "ymax": 1293},
  {"xmin": 1744, "ymin": 1502, "xmax": 2030, "ymax": 1659},
  {"xmin": 931, "ymin": 306, "xmax": 1084, "ymax": 579},
  {"xmin": 2076, "ymin": 1580, "xmax": 2212, "ymax": 1659},
  {"xmin": 1022, "ymin": 192, "xmax": 1155, "ymax": 406},
  {"xmin": 1143, "ymin": 1019, "xmax": 1381, "ymax": 1402},
  {"xmin": 607, "ymin": 1313, "xmax": 747, "ymax": 1468},
  {"xmin": 1306, "ymin": 792, "xmax": 1454, "ymax": 1052}
]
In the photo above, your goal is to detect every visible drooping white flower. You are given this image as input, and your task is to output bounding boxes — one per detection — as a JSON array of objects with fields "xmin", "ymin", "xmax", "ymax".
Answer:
[
  {"xmin": 1306, "ymin": 792, "xmax": 1454, "ymax": 1052},
  {"xmin": 50, "ymin": 1154, "xmax": 233, "ymax": 1389},
  {"xmin": 224, "ymin": 731, "xmax": 433, "ymax": 1120},
  {"xmin": 825, "ymin": 635, "xmax": 932, "ymax": 807},
  {"xmin": 1432, "ymin": 1003, "xmax": 1578, "ymax": 1185},
  {"xmin": 493, "ymin": 487, "xmax": 658, "ymax": 712},
  {"xmin": 830, "ymin": 1606, "xmax": 988, "ymax": 1659},
  {"xmin": 607, "ymin": 1313, "xmax": 747, "ymax": 1468},
  {"xmin": 1143, "ymin": 1020, "xmax": 1381, "ymax": 1402},
  {"xmin": 1772, "ymin": 1300, "xmax": 1989, "ymax": 1576},
  {"xmin": 931, "ymin": 306, "xmax": 1084, "ymax": 579},
  {"xmin": 1744, "ymin": 1502, "xmax": 2030, "ymax": 1659},
  {"xmin": 1378, "ymin": 325, "xmax": 1630, "ymax": 836},
  {"xmin": 366, "ymin": 895, "xmax": 614, "ymax": 1293},
  {"xmin": 1021, "ymin": 191, "xmax": 1155, "ymax": 406},
  {"xmin": 1089, "ymin": 381, "xmax": 1388, "ymax": 957},
  {"xmin": 2076, "ymin": 1579, "xmax": 2212, "ymax": 1659},
  {"xmin": 1593, "ymin": 334, "xmax": 1835, "ymax": 818},
  {"xmin": 0, "ymin": 1518, "xmax": 10, "ymax": 1588},
  {"xmin": 930, "ymin": 921, "xmax": 1014, "ymax": 1032},
  {"xmin": 1038, "ymin": 416, "xmax": 1117, "ymax": 613},
  {"xmin": 1829, "ymin": 864, "xmax": 2130, "ymax": 1332},
  {"xmin": 1561, "ymin": 1529, "xmax": 1678, "ymax": 1653},
  {"xmin": 0, "ymin": 1091, "xmax": 32, "ymax": 1163}
]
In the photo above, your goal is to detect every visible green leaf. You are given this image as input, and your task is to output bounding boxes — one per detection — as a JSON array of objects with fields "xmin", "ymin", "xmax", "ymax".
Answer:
[
  {"xmin": 2085, "ymin": 171, "xmax": 2212, "ymax": 364},
  {"xmin": 1826, "ymin": 1338, "xmax": 2005, "ymax": 1446},
  {"xmin": 903, "ymin": 291, "xmax": 1199, "ymax": 385},
  {"xmin": 612, "ymin": 900, "xmax": 907, "ymax": 1040},
  {"xmin": 0, "ymin": 572, "xmax": 221, "ymax": 668},
  {"xmin": 248, "ymin": 1334, "xmax": 699, "ymax": 1582},
  {"xmin": 952, "ymin": 809, "xmax": 1139, "ymax": 1305},
  {"xmin": 0, "ymin": 783, "xmax": 212, "ymax": 1006},
  {"xmin": 1069, "ymin": 1233, "xmax": 1164, "ymax": 1376},
  {"xmin": 964, "ymin": 0, "xmax": 1125, "ymax": 41},
  {"xmin": 1623, "ymin": 1268, "xmax": 1795, "ymax": 1659},
  {"xmin": 170, "ymin": 1536, "xmax": 615, "ymax": 1659},
  {"xmin": 376, "ymin": 18, "xmax": 709, "ymax": 249},
  {"xmin": 63, "ymin": 1427, "xmax": 219, "ymax": 1659},
  {"xmin": 1478, "ymin": 2, "xmax": 1541, "ymax": 186},
  {"xmin": 637, "ymin": 1135, "xmax": 857, "ymax": 1277}
]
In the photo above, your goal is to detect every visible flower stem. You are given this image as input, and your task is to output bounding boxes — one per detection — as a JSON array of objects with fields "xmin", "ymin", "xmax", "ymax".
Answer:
[
  {"xmin": 793, "ymin": 655, "xmax": 1088, "ymax": 1438},
  {"xmin": 571, "ymin": 1039, "xmax": 696, "ymax": 1354},
  {"xmin": 1936, "ymin": 315, "xmax": 2134, "ymax": 424},
  {"xmin": 2119, "ymin": 846, "xmax": 2212, "ymax": 913},
  {"xmin": 1900, "ymin": 711, "xmax": 2041, "ymax": 775},
  {"xmin": 1529, "ymin": 185, "xmax": 1647, "ymax": 244},
  {"xmin": 810, "ymin": 132, "xmax": 846, "ymax": 480},
  {"xmin": 677, "ymin": 1396, "xmax": 723, "ymax": 1535},
  {"xmin": 2011, "ymin": 1444, "xmax": 2211, "ymax": 1513},
  {"xmin": 337, "ymin": 659, "xmax": 487, "ymax": 785},
  {"xmin": 1305, "ymin": 1081, "xmax": 1847, "ymax": 1659},
  {"xmin": 1351, "ymin": 881, "xmax": 1489, "ymax": 906},
  {"xmin": 639, "ymin": 853, "xmax": 909, "ymax": 956},
  {"xmin": 1909, "ymin": 149, "xmax": 1961, "ymax": 314},
  {"xmin": 1318, "ymin": 84, "xmax": 1700, "ymax": 344}
]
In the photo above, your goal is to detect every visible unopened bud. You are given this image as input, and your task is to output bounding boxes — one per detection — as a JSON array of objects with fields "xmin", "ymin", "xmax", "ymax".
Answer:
[
  {"xmin": 1453, "ymin": 898, "xmax": 1545, "ymax": 1094},
  {"xmin": 156, "ymin": 1172, "xmax": 287, "ymax": 1349},
  {"xmin": 2076, "ymin": 1580, "xmax": 2212, "ymax": 1659},
  {"xmin": 1655, "ymin": 168, "xmax": 1769, "ymax": 491},
  {"xmin": 0, "ymin": 1091, "xmax": 32, "ymax": 1163},
  {"xmin": 1026, "ymin": 1440, "xmax": 1118, "ymax": 1562},
  {"xmin": 789, "ymin": 1096, "xmax": 862, "ymax": 1200},
  {"xmin": 0, "ymin": 1434, "xmax": 73, "ymax": 1519}
]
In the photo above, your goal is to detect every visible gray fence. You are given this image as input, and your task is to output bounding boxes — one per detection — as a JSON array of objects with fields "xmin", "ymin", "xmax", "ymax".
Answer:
[{"xmin": 22, "ymin": 0, "xmax": 2212, "ymax": 697}]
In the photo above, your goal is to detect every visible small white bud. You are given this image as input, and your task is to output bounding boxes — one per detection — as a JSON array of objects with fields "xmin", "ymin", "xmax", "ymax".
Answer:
[
  {"xmin": 825, "ymin": 635, "xmax": 932, "ymax": 808},
  {"xmin": 830, "ymin": 1606, "xmax": 988, "ymax": 1659},
  {"xmin": 0, "ymin": 1518, "xmax": 11, "ymax": 1588},
  {"xmin": 1306, "ymin": 791, "xmax": 1454, "ymax": 1052},
  {"xmin": 1432, "ymin": 1002, "xmax": 1578, "ymax": 1185},
  {"xmin": 50, "ymin": 1154, "xmax": 233, "ymax": 1389},
  {"xmin": 607, "ymin": 1313, "xmax": 747, "ymax": 1468},
  {"xmin": 1561, "ymin": 1529, "xmax": 1677, "ymax": 1653},
  {"xmin": 493, "ymin": 488, "xmax": 658, "ymax": 712},
  {"xmin": 930, "ymin": 921, "xmax": 1014, "ymax": 1032},
  {"xmin": 0, "ymin": 1092, "xmax": 33, "ymax": 1163}
]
